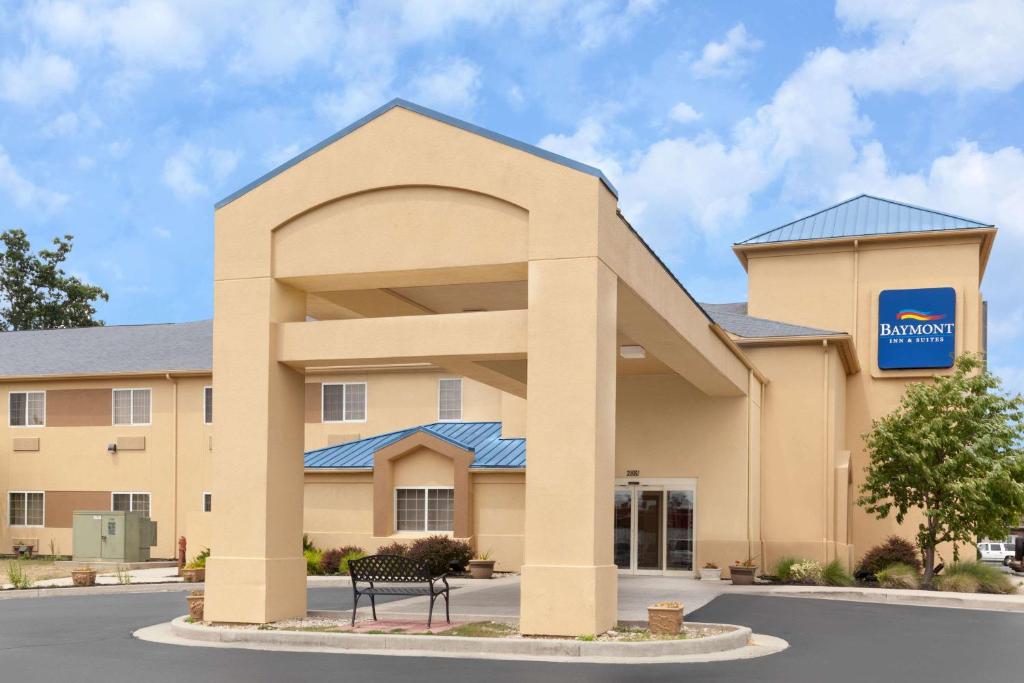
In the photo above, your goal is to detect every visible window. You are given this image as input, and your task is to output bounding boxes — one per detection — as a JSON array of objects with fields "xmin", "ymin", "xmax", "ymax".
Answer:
[
  {"xmin": 395, "ymin": 488, "xmax": 454, "ymax": 532},
  {"xmin": 203, "ymin": 492, "xmax": 212, "ymax": 512},
  {"xmin": 322, "ymin": 383, "xmax": 366, "ymax": 422},
  {"xmin": 112, "ymin": 492, "xmax": 150, "ymax": 517},
  {"xmin": 9, "ymin": 391, "xmax": 45, "ymax": 427},
  {"xmin": 203, "ymin": 386, "xmax": 213, "ymax": 424},
  {"xmin": 438, "ymin": 378, "xmax": 462, "ymax": 421},
  {"xmin": 113, "ymin": 388, "xmax": 151, "ymax": 425},
  {"xmin": 8, "ymin": 492, "xmax": 44, "ymax": 526}
]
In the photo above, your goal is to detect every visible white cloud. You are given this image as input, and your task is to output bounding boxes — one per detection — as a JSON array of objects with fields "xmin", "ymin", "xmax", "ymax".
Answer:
[
  {"xmin": 668, "ymin": 101, "xmax": 701, "ymax": 124},
  {"xmin": 162, "ymin": 143, "xmax": 240, "ymax": 200},
  {"xmin": 264, "ymin": 143, "xmax": 303, "ymax": 169},
  {"xmin": 408, "ymin": 58, "xmax": 482, "ymax": 113},
  {"xmin": 538, "ymin": 118, "xmax": 624, "ymax": 182},
  {"xmin": 691, "ymin": 23, "xmax": 763, "ymax": 79},
  {"xmin": 0, "ymin": 147, "xmax": 68, "ymax": 212},
  {"xmin": 0, "ymin": 48, "xmax": 77, "ymax": 105},
  {"xmin": 315, "ymin": 75, "xmax": 393, "ymax": 126},
  {"xmin": 571, "ymin": 0, "xmax": 662, "ymax": 51},
  {"xmin": 42, "ymin": 111, "xmax": 80, "ymax": 137},
  {"xmin": 152, "ymin": 226, "xmax": 172, "ymax": 239},
  {"xmin": 228, "ymin": 0, "xmax": 342, "ymax": 77}
]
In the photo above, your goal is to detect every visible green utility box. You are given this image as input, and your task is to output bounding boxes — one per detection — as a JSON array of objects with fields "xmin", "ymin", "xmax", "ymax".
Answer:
[{"xmin": 72, "ymin": 510, "xmax": 157, "ymax": 562}]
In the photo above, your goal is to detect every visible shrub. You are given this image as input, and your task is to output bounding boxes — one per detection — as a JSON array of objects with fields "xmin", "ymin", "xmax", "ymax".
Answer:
[
  {"xmin": 857, "ymin": 537, "xmax": 922, "ymax": 576},
  {"xmin": 376, "ymin": 541, "xmax": 410, "ymax": 557},
  {"xmin": 302, "ymin": 534, "xmax": 318, "ymax": 553},
  {"xmin": 340, "ymin": 550, "xmax": 366, "ymax": 575},
  {"xmin": 790, "ymin": 560, "xmax": 823, "ymax": 584},
  {"xmin": 934, "ymin": 573, "xmax": 979, "ymax": 594},
  {"xmin": 304, "ymin": 548, "xmax": 324, "ymax": 575},
  {"xmin": 6, "ymin": 561, "xmax": 32, "ymax": 589},
  {"xmin": 320, "ymin": 546, "xmax": 365, "ymax": 575},
  {"xmin": 875, "ymin": 562, "xmax": 920, "ymax": 589},
  {"xmin": 191, "ymin": 547, "xmax": 210, "ymax": 569},
  {"xmin": 822, "ymin": 559, "xmax": 854, "ymax": 587},
  {"xmin": 938, "ymin": 561, "xmax": 1016, "ymax": 594},
  {"xmin": 772, "ymin": 556, "xmax": 800, "ymax": 583},
  {"xmin": 407, "ymin": 535, "xmax": 473, "ymax": 575}
]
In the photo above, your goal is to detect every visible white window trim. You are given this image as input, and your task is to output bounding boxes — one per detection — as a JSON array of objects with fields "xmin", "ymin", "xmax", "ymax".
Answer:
[
  {"xmin": 394, "ymin": 486, "xmax": 455, "ymax": 534},
  {"xmin": 112, "ymin": 388, "xmax": 152, "ymax": 426},
  {"xmin": 321, "ymin": 382, "xmax": 368, "ymax": 424},
  {"xmin": 202, "ymin": 491, "xmax": 212, "ymax": 512},
  {"xmin": 8, "ymin": 490, "xmax": 45, "ymax": 527},
  {"xmin": 8, "ymin": 390, "xmax": 46, "ymax": 428},
  {"xmin": 203, "ymin": 386, "xmax": 213, "ymax": 425},
  {"xmin": 437, "ymin": 378, "xmax": 463, "ymax": 422},
  {"xmin": 111, "ymin": 491, "xmax": 151, "ymax": 513}
]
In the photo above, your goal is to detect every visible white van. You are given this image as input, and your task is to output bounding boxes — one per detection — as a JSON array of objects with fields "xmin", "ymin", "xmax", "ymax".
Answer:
[{"xmin": 978, "ymin": 540, "xmax": 1015, "ymax": 565}]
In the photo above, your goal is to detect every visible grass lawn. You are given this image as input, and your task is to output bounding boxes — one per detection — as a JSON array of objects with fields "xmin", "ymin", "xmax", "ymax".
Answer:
[{"xmin": 3, "ymin": 558, "xmax": 74, "ymax": 583}]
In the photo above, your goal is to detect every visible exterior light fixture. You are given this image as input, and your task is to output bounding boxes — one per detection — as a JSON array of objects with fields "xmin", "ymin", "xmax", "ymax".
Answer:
[
  {"xmin": 619, "ymin": 345, "xmax": 646, "ymax": 359},
  {"xmin": 107, "ymin": 443, "xmax": 118, "ymax": 454}
]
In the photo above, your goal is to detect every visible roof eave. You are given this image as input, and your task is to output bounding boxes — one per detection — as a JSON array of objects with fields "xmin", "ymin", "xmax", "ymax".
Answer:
[
  {"xmin": 0, "ymin": 369, "xmax": 212, "ymax": 382},
  {"xmin": 733, "ymin": 333, "xmax": 861, "ymax": 375}
]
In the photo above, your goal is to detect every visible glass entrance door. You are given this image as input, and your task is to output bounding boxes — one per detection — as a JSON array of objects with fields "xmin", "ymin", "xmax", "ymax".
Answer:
[{"xmin": 614, "ymin": 478, "xmax": 695, "ymax": 575}]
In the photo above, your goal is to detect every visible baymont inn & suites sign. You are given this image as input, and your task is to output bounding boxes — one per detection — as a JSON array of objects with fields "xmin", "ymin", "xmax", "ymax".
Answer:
[{"xmin": 878, "ymin": 287, "xmax": 957, "ymax": 370}]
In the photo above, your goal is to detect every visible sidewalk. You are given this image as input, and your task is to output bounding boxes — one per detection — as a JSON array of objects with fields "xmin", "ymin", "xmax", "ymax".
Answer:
[{"xmin": 1, "ymin": 565, "xmax": 183, "ymax": 590}]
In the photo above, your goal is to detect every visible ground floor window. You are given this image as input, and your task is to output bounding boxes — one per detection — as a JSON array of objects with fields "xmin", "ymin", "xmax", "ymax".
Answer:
[
  {"xmin": 395, "ymin": 487, "xmax": 454, "ymax": 532},
  {"xmin": 112, "ymin": 492, "xmax": 150, "ymax": 517},
  {"xmin": 8, "ymin": 491, "xmax": 44, "ymax": 526}
]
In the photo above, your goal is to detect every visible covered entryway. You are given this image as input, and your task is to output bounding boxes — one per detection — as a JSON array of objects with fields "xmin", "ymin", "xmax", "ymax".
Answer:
[{"xmin": 614, "ymin": 478, "xmax": 696, "ymax": 575}]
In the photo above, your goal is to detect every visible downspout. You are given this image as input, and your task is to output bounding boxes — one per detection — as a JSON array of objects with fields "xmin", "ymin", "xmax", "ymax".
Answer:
[
  {"xmin": 166, "ymin": 373, "xmax": 178, "ymax": 559},
  {"xmin": 821, "ymin": 341, "xmax": 830, "ymax": 564},
  {"xmin": 852, "ymin": 240, "xmax": 860, "ymax": 342}
]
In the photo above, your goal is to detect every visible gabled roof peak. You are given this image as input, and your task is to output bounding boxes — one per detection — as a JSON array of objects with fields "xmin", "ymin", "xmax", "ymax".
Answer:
[
  {"xmin": 736, "ymin": 194, "xmax": 993, "ymax": 246},
  {"xmin": 216, "ymin": 98, "xmax": 617, "ymax": 209}
]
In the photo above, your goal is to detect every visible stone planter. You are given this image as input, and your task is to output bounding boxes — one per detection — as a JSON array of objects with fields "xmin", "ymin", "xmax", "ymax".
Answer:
[
  {"xmin": 647, "ymin": 603, "xmax": 684, "ymax": 636},
  {"xmin": 700, "ymin": 567, "xmax": 722, "ymax": 581},
  {"xmin": 468, "ymin": 559, "xmax": 496, "ymax": 579},
  {"xmin": 71, "ymin": 569, "xmax": 97, "ymax": 587},
  {"xmin": 187, "ymin": 592, "xmax": 204, "ymax": 622},
  {"xmin": 182, "ymin": 567, "xmax": 205, "ymax": 583},
  {"xmin": 729, "ymin": 565, "xmax": 757, "ymax": 585}
]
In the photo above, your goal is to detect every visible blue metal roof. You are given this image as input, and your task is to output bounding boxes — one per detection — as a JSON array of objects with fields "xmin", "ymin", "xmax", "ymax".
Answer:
[
  {"xmin": 737, "ymin": 194, "xmax": 992, "ymax": 245},
  {"xmin": 304, "ymin": 422, "xmax": 526, "ymax": 470},
  {"xmin": 216, "ymin": 98, "xmax": 617, "ymax": 209}
]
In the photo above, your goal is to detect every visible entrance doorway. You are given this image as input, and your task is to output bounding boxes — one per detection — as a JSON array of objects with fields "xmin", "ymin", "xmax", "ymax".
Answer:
[{"xmin": 614, "ymin": 478, "xmax": 696, "ymax": 575}]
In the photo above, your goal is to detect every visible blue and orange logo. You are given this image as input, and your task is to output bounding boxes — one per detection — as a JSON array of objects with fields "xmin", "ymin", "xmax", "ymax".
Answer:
[{"xmin": 896, "ymin": 309, "xmax": 946, "ymax": 322}]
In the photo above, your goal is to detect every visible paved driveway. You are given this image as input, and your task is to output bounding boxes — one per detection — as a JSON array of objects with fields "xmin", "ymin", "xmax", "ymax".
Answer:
[{"xmin": 1, "ymin": 588, "xmax": 1021, "ymax": 682}]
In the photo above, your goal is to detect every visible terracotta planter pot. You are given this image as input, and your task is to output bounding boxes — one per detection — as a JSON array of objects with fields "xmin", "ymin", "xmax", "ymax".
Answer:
[
  {"xmin": 182, "ymin": 568, "xmax": 205, "ymax": 583},
  {"xmin": 468, "ymin": 559, "xmax": 496, "ymax": 579},
  {"xmin": 71, "ymin": 570, "xmax": 96, "ymax": 587},
  {"xmin": 187, "ymin": 593, "xmax": 204, "ymax": 622},
  {"xmin": 729, "ymin": 565, "xmax": 757, "ymax": 585},
  {"xmin": 647, "ymin": 604, "xmax": 684, "ymax": 636},
  {"xmin": 700, "ymin": 567, "xmax": 722, "ymax": 581}
]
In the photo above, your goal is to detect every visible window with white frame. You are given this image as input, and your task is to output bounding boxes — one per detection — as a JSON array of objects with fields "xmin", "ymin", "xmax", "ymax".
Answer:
[
  {"xmin": 395, "ymin": 487, "xmax": 454, "ymax": 532},
  {"xmin": 322, "ymin": 383, "xmax": 366, "ymax": 422},
  {"xmin": 203, "ymin": 492, "xmax": 212, "ymax": 512},
  {"xmin": 112, "ymin": 492, "xmax": 150, "ymax": 517},
  {"xmin": 8, "ymin": 491, "xmax": 44, "ymax": 526},
  {"xmin": 9, "ymin": 391, "xmax": 45, "ymax": 427},
  {"xmin": 203, "ymin": 386, "xmax": 213, "ymax": 424},
  {"xmin": 113, "ymin": 388, "xmax": 151, "ymax": 425},
  {"xmin": 438, "ymin": 378, "xmax": 462, "ymax": 421}
]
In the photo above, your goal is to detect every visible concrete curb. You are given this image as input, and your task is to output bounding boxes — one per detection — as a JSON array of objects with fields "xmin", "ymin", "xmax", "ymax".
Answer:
[
  {"xmin": 153, "ymin": 615, "xmax": 787, "ymax": 663},
  {"xmin": 755, "ymin": 585, "xmax": 1024, "ymax": 612},
  {"xmin": 0, "ymin": 581, "xmax": 197, "ymax": 601}
]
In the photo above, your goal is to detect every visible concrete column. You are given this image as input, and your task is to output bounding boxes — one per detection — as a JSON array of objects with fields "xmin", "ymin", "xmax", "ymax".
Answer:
[
  {"xmin": 520, "ymin": 257, "xmax": 617, "ymax": 636},
  {"xmin": 204, "ymin": 277, "xmax": 307, "ymax": 624}
]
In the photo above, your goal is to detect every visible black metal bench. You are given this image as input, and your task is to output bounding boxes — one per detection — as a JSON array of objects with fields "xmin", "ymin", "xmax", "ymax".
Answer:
[{"xmin": 349, "ymin": 554, "xmax": 450, "ymax": 628}]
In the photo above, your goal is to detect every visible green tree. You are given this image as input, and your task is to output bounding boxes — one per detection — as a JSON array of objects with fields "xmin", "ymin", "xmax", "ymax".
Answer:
[
  {"xmin": 0, "ymin": 229, "xmax": 108, "ymax": 331},
  {"xmin": 858, "ymin": 353, "xmax": 1024, "ymax": 583}
]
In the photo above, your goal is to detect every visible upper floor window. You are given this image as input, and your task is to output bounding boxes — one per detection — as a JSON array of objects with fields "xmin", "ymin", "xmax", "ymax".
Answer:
[
  {"xmin": 112, "ymin": 492, "xmax": 150, "ymax": 517},
  {"xmin": 204, "ymin": 386, "xmax": 213, "ymax": 424},
  {"xmin": 322, "ymin": 383, "xmax": 366, "ymax": 422},
  {"xmin": 203, "ymin": 492, "xmax": 212, "ymax": 513},
  {"xmin": 8, "ymin": 491, "xmax": 44, "ymax": 526},
  {"xmin": 9, "ymin": 391, "xmax": 45, "ymax": 427},
  {"xmin": 438, "ymin": 378, "xmax": 462, "ymax": 421},
  {"xmin": 113, "ymin": 388, "xmax": 151, "ymax": 426}
]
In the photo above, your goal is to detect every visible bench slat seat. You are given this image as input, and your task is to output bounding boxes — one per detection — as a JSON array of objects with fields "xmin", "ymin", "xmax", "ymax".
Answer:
[{"xmin": 349, "ymin": 554, "xmax": 450, "ymax": 628}]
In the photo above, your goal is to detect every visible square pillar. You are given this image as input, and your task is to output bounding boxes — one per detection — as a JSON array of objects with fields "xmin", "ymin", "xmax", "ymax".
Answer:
[
  {"xmin": 204, "ymin": 277, "xmax": 307, "ymax": 624},
  {"xmin": 520, "ymin": 257, "xmax": 618, "ymax": 636}
]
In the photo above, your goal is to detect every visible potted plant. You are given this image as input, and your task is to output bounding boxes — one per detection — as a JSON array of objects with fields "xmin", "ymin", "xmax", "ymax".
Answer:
[
  {"xmin": 730, "ymin": 556, "xmax": 758, "ymax": 585},
  {"xmin": 468, "ymin": 549, "xmax": 496, "ymax": 579},
  {"xmin": 647, "ymin": 601, "xmax": 684, "ymax": 636},
  {"xmin": 700, "ymin": 561, "xmax": 722, "ymax": 581},
  {"xmin": 71, "ymin": 566, "xmax": 97, "ymax": 587},
  {"xmin": 186, "ymin": 590, "xmax": 204, "ymax": 622},
  {"xmin": 182, "ymin": 548, "xmax": 209, "ymax": 583}
]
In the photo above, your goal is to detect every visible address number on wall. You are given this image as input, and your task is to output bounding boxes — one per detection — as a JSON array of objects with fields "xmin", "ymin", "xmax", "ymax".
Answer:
[{"xmin": 625, "ymin": 469, "xmax": 640, "ymax": 477}]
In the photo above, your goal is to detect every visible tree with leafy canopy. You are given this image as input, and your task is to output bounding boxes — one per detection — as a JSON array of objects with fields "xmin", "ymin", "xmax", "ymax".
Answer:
[
  {"xmin": 0, "ymin": 229, "xmax": 109, "ymax": 331},
  {"xmin": 858, "ymin": 353, "xmax": 1024, "ymax": 584}
]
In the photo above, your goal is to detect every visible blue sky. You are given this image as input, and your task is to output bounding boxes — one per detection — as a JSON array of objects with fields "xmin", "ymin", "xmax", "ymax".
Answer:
[{"xmin": 1, "ymin": 0, "xmax": 1023, "ymax": 392}]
